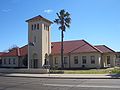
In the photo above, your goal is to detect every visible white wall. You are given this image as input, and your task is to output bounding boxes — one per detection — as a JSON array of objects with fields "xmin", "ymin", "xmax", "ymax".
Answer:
[
  {"xmin": 102, "ymin": 53, "xmax": 116, "ymax": 67},
  {"xmin": 52, "ymin": 52, "xmax": 102, "ymax": 69},
  {"xmin": 28, "ymin": 20, "xmax": 51, "ymax": 68},
  {"xmin": 1, "ymin": 57, "xmax": 19, "ymax": 67}
]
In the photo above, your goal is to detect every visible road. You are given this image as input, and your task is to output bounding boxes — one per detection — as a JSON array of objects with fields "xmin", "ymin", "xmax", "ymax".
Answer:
[{"xmin": 0, "ymin": 76, "xmax": 120, "ymax": 90}]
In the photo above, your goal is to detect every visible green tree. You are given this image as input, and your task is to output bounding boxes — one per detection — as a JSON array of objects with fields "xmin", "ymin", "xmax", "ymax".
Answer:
[{"xmin": 54, "ymin": 9, "xmax": 71, "ymax": 69}]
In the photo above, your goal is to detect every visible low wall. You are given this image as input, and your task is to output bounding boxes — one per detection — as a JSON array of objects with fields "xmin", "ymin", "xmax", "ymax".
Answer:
[{"xmin": 0, "ymin": 68, "xmax": 49, "ymax": 74}]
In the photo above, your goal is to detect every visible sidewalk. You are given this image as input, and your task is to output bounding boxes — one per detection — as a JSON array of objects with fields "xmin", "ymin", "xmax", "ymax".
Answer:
[{"xmin": 0, "ymin": 73, "xmax": 120, "ymax": 79}]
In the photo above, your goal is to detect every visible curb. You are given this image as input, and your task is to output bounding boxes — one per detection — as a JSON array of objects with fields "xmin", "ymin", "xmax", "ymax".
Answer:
[{"xmin": 0, "ymin": 75, "xmax": 120, "ymax": 79}]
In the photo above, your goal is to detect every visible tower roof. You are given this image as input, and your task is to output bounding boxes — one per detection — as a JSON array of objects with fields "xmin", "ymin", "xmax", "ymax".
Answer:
[{"xmin": 26, "ymin": 15, "xmax": 53, "ymax": 23}]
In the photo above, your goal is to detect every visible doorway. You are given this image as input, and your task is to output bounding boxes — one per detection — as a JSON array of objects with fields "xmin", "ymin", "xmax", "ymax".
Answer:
[
  {"xmin": 33, "ymin": 53, "xmax": 38, "ymax": 68},
  {"xmin": 33, "ymin": 59, "xmax": 38, "ymax": 68}
]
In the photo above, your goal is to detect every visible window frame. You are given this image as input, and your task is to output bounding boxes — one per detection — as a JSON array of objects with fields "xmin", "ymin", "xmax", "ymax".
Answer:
[
  {"xmin": 91, "ymin": 56, "xmax": 95, "ymax": 64},
  {"xmin": 54, "ymin": 57, "xmax": 58, "ymax": 64},
  {"xmin": 13, "ymin": 58, "xmax": 16, "ymax": 64},
  {"xmin": 64, "ymin": 57, "xmax": 68, "ymax": 64},
  {"xmin": 74, "ymin": 56, "xmax": 78, "ymax": 64},
  {"xmin": 82, "ymin": 56, "xmax": 87, "ymax": 64}
]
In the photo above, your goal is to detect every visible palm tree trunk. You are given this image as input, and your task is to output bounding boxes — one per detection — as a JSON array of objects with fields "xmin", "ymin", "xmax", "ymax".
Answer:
[{"xmin": 61, "ymin": 30, "xmax": 64, "ymax": 69}]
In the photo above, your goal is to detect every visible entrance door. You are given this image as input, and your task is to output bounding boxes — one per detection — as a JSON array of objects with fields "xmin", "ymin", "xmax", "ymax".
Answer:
[
  {"xmin": 33, "ymin": 53, "xmax": 38, "ymax": 68},
  {"xmin": 33, "ymin": 59, "xmax": 38, "ymax": 68}
]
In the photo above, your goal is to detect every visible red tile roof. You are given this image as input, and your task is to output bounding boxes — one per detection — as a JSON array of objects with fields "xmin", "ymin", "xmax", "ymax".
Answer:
[
  {"xmin": 1, "ymin": 48, "xmax": 19, "ymax": 57},
  {"xmin": 0, "ymin": 40, "xmax": 115, "ymax": 57},
  {"xmin": 0, "ymin": 52, "xmax": 6, "ymax": 57},
  {"xmin": 94, "ymin": 45, "xmax": 115, "ymax": 53},
  {"xmin": 20, "ymin": 45, "xmax": 28, "ymax": 56},
  {"xmin": 51, "ymin": 40, "xmax": 102, "ymax": 55},
  {"xmin": 0, "ymin": 45, "xmax": 28, "ymax": 57}
]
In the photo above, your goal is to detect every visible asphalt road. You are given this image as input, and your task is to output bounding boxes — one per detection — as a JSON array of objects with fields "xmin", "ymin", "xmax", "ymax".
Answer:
[{"xmin": 0, "ymin": 76, "xmax": 120, "ymax": 90}]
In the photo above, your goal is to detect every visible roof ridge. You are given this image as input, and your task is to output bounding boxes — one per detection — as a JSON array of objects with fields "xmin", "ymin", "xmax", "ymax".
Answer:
[
  {"xmin": 20, "ymin": 45, "xmax": 28, "ymax": 49},
  {"xmin": 82, "ymin": 40, "xmax": 103, "ymax": 53},
  {"xmin": 26, "ymin": 15, "xmax": 52, "ymax": 23},
  {"xmin": 102, "ymin": 45, "xmax": 115, "ymax": 52},
  {"xmin": 95, "ymin": 45, "xmax": 115, "ymax": 53},
  {"xmin": 94, "ymin": 45, "xmax": 105, "ymax": 47},
  {"xmin": 52, "ymin": 39, "xmax": 84, "ymax": 43}
]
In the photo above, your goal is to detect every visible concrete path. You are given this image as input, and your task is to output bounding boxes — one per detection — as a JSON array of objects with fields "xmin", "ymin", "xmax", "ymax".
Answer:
[{"xmin": 0, "ymin": 73, "xmax": 120, "ymax": 79}]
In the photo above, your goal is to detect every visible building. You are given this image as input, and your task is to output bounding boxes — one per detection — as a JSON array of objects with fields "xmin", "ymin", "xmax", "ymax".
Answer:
[
  {"xmin": 0, "ymin": 45, "xmax": 28, "ymax": 68},
  {"xmin": 51, "ymin": 40, "xmax": 115, "ymax": 69},
  {"xmin": 0, "ymin": 15, "xmax": 116, "ymax": 69}
]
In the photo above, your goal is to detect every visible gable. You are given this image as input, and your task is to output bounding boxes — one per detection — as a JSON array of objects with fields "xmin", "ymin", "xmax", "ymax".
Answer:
[
  {"xmin": 95, "ymin": 45, "xmax": 115, "ymax": 53},
  {"xmin": 51, "ymin": 40, "xmax": 102, "ymax": 55}
]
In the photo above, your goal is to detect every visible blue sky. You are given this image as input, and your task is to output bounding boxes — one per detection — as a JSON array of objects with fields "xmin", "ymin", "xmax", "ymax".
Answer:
[{"xmin": 0, "ymin": 0, "xmax": 120, "ymax": 51}]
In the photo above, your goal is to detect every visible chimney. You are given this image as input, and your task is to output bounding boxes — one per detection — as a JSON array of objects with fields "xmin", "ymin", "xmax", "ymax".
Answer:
[{"xmin": 16, "ymin": 48, "xmax": 20, "ymax": 56}]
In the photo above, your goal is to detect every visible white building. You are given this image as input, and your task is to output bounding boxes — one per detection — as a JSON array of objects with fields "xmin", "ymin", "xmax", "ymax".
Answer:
[{"xmin": 0, "ymin": 15, "xmax": 116, "ymax": 69}]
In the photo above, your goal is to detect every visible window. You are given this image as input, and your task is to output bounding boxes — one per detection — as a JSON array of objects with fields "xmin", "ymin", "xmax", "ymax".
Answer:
[
  {"xmin": 54, "ymin": 57, "xmax": 58, "ymax": 64},
  {"xmin": 74, "ymin": 56, "xmax": 78, "ymax": 64},
  {"xmin": 107, "ymin": 56, "xmax": 110, "ymax": 64},
  {"xmin": 31, "ymin": 25, "xmax": 34, "ymax": 30},
  {"xmin": 13, "ymin": 58, "xmax": 15, "ymax": 64},
  {"xmin": 9, "ymin": 58, "xmax": 11, "ymax": 64},
  {"xmin": 91, "ymin": 56, "xmax": 95, "ymax": 64},
  {"xmin": 37, "ymin": 24, "xmax": 39, "ymax": 30},
  {"xmin": 82, "ymin": 56, "xmax": 86, "ymax": 64},
  {"xmin": 64, "ymin": 57, "xmax": 68, "ymax": 64},
  {"xmin": 34, "ymin": 24, "xmax": 36, "ymax": 30},
  {"xmin": 44, "ymin": 24, "xmax": 49, "ymax": 30},
  {"xmin": 47, "ymin": 26, "xmax": 49, "ymax": 30},
  {"xmin": 4, "ymin": 59, "xmax": 6, "ymax": 64}
]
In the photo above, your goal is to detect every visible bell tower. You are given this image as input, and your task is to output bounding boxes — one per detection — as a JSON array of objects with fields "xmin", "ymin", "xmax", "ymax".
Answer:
[{"xmin": 26, "ymin": 15, "xmax": 52, "ymax": 68}]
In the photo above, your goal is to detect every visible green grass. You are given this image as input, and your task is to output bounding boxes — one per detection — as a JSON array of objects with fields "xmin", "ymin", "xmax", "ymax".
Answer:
[
  {"xmin": 111, "ymin": 68, "xmax": 120, "ymax": 74},
  {"xmin": 50, "ymin": 68, "xmax": 120, "ymax": 74},
  {"xmin": 64, "ymin": 69, "xmax": 110, "ymax": 74}
]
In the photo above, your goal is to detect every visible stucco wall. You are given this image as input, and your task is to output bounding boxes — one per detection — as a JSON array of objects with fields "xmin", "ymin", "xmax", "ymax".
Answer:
[
  {"xmin": 52, "ymin": 52, "xmax": 102, "ymax": 69},
  {"xmin": 102, "ymin": 53, "xmax": 116, "ymax": 67},
  {"xmin": 1, "ymin": 57, "xmax": 19, "ymax": 67},
  {"xmin": 28, "ymin": 20, "xmax": 51, "ymax": 68},
  {"xmin": 28, "ymin": 21, "xmax": 42, "ymax": 68}
]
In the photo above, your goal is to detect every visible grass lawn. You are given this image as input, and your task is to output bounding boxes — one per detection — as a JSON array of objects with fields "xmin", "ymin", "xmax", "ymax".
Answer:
[
  {"xmin": 64, "ymin": 69, "xmax": 111, "ymax": 74},
  {"xmin": 50, "ymin": 67, "xmax": 120, "ymax": 74}
]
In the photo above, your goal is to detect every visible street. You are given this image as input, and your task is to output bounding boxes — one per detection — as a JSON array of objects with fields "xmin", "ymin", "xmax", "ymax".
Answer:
[{"xmin": 0, "ymin": 76, "xmax": 120, "ymax": 90}]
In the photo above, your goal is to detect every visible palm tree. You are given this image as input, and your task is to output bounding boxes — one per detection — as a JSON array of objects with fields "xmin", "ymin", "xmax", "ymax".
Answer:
[{"xmin": 54, "ymin": 9, "xmax": 71, "ymax": 69}]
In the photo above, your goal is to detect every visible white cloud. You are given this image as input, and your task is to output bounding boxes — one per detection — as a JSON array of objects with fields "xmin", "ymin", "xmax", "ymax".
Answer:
[
  {"xmin": 44, "ymin": 9, "xmax": 53, "ymax": 14},
  {"xmin": 1, "ymin": 9, "xmax": 11, "ymax": 13}
]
